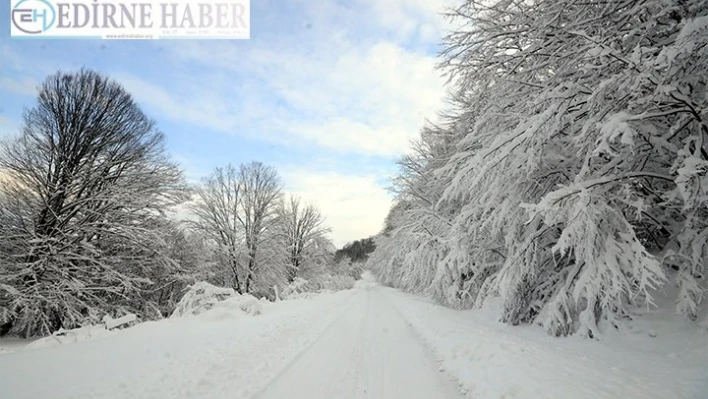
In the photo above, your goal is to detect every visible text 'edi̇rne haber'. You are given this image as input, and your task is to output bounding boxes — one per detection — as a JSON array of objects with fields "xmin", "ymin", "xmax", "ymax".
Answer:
[{"xmin": 55, "ymin": 1, "xmax": 248, "ymax": 30}]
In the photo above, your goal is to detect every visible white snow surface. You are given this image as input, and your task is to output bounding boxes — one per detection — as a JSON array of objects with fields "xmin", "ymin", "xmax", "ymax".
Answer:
[
  {"xmin": 253, "ymin": 277, "xmax": 462, "ymax": 399},
  {"xmin": 0, "ymin": 337, "xmax": 33, "ymax": 354},
  {"xmin": 386, "ymin": 287, "xmax": 708, "ymax": 399},
  {"xmin": 1, "ymin": 272, "xmax": 706, "ymax": 399}
]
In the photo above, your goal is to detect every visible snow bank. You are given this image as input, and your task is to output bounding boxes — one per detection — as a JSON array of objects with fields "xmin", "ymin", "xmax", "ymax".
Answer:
[
  {"xmin": 25, "ymin": 314, "xmax": 138, "ymax": 349},
  {"xmin": 277, "ymin": 275, "xmax": 356, "ymax": 300},
  {"xmin": 170, "ymin": 281, "xmax": 236, "ymax": 318},
  {"xmin": 23, "ymin": 313, "xmax": 139, "ymax": 350},
  {"xmin": 20, "ymin": 281, "xmax": 263, "ymax": 351},
  {"xmin": 198, "ymin": 294, "xmax": 263, "ymax": 321},
  {"xmin": 385, "ymin": 287, "xmax": 708, "ymax": 399},
  {"xmin": 26, "ymin": 325, "xmax": 117, "ymax": 350}
]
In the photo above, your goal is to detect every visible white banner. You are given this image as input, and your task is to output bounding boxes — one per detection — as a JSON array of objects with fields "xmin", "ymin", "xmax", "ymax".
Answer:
[{"xmin": 10, "ymin": 0, "xmax": 250, "ymax": 39}]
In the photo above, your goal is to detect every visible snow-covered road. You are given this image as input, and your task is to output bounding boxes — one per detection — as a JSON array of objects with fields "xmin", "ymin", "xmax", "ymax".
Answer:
[
  {"xmin": 254, "ymin": 282, "xmax": 461, "ymax": 399},
  {"xmin": 0, "ymin": 278, "xmax": 461, "ymax": 399},
  {"xmin": 1, "ymin": 274, "xmax": 706, "ymax": 399}
]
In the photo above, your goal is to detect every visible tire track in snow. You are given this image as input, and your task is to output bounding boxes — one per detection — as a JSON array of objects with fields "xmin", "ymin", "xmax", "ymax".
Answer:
[
  {"xmin": 252, "ymin": 285, "xmax": 465, "ymax": 399},
  {"xmin": 248, "ymin": 292, "xmax": 362, "ymax": 399}
]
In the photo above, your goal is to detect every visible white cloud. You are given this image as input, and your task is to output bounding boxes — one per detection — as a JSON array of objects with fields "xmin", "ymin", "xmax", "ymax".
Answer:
[
  {"xmin": 158, "ymin": 40, "xmax": 446, "ymax": 157},
  {"xmin": 114, "ymin": 74, "xmax": 235, "ymax": 133},
  {"xmin": 272, "ymin": 42, "xmax": 446, "ymax": 156},
  {"xmin": 0, "ymin": 43, "xmax": 27, "ymax": 71},
  {"xmin": 0, "ymin": 76, "xmax": 38, "ymax": 97},
  {"xmin": 118, "ymin": 0, "xmax": 452, "ymax": 244},
  {"xmin": 154, "ymin": 0, "xmax": 450, "ymax": 157},
  {"xmin": 281, "ymin": 168, "xmax": 393, "ymax": 247},
  {"xmin": 0, "ymin": 115, "xmax": 21, "ymax": 139},
  {"xmin": 359, "ymin": 0, "xmax": 455, "ymax": 40}
]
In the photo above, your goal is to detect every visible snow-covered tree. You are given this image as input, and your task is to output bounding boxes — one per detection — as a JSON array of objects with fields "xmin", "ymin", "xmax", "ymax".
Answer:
[
  {"xmin": 190, "ymin": 162, "xmax": 284, "ymax": 295},
  {"xmin": 0, "ymin": 69, "xmax": 187, "ymax": 336},
  {"xmin": 237, "ymin": 162, "xmax": 283, "ymax": 293},
  {"xmin": 370, "ymin": 0, "xmax": 708, "ymax": 337},
  {"xmin": 277, "ymin": 195, "xmax": 330, "ymax": 282},
  {"xmin": 190, "ymin": 164, "xmax": 247, "ymax": 293}
]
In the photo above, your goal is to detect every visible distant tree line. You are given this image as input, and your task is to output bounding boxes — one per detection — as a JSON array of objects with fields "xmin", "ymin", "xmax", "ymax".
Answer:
[{"xmin": 334, "ymin": 237, "xmax": 376, "ymax": 264}]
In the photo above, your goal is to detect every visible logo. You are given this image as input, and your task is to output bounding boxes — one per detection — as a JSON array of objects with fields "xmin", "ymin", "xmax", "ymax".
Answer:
[
  {"xmin": 10, "ymin": 0, "xmax": 250, "ymax": 40},
  {"xmin": 11, "ymin": 0, "xmax": 57, "ymax": 34}
]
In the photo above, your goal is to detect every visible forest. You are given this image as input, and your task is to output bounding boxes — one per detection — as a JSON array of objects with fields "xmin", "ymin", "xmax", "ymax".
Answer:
[
  {"xmin": 0, "ymin": 70, "xmax": 360, "ymax": 337},
  {"xmin": 2, "ymin": 0, "xmax": 707, "ymax": 341},
  {"xmin": 367, "ymin": 0, "xmax": 708, "ymax": 337}
]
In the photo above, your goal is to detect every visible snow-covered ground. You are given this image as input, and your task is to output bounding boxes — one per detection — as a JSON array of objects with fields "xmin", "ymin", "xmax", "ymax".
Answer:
[
  {"xmin": 1, "ymin": 273, "xmax": 706, "ymax": 399},
  {"xmin": 0, "ymin": 290, "xmax": 356, "ymax": 399},
  {"xmin": 255, "ymin": 277, "xmax": 462, "ymax": 399},
  {"xmin": 385, "ymin": 286, "xmax": 708, "ymax": 399},
  {"xmin": 0, "ymin": 337, "xmax": 34, "ymax": 355}
]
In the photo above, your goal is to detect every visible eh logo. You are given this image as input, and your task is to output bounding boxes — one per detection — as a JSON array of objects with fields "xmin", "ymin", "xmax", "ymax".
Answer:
[{"xmin": 12, "ymin": 0, "xmax": 57, "ymax": 34}]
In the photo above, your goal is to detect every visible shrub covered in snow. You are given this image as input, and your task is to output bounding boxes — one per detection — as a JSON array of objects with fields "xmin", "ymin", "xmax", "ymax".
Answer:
[
  {"xmin": 170, "ymin": 281, "xmax": 266, "ymax": 321},
  {"xmin": 199, "ymin": 295, "xmax": 263, "ymax": 321},
  {"xmin": 280, "ymin": 277, "xmax": 310, "ymax": 300},
  {"xmin": 171, "ymin": 282, "xmax": 236, "ymax": 318}
]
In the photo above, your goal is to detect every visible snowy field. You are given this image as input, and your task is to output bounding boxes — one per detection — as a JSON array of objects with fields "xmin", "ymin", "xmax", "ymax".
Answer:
[{"xmin": 1, "ymin": 273, "xmax": 706, "ymax": 399}]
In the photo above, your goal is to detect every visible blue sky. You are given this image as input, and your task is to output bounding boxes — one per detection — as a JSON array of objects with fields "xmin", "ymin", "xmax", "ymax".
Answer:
[{"xmin": 0, "ymin": 0, "xmax": 452, "ymax": 247}]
